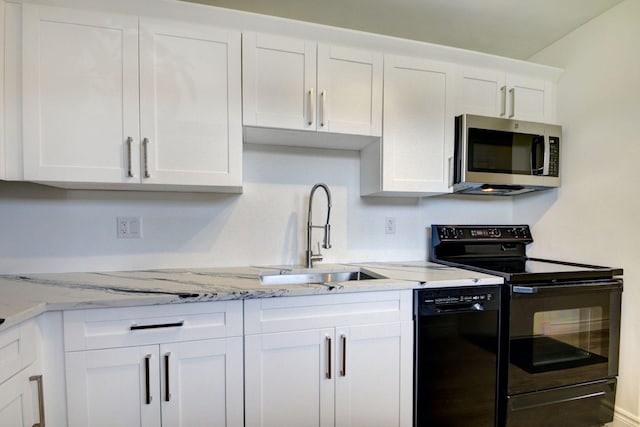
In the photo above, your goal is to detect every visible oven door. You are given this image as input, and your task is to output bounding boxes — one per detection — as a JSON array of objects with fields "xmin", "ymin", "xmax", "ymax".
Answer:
[{"xmin": 508, "ymin": 280, "xmax": 622, "ymax": 395}]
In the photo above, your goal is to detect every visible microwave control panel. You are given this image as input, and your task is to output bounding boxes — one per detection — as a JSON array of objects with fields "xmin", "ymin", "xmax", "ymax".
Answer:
[{"xmin": 548, "ymin": 136, "xmax": 560, "ymax": 177}]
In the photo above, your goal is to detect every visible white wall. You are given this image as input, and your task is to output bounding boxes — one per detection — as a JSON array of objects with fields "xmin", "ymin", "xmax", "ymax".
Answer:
[
  {"xmin": 517, "ymin": 0, "xmax": 640, "ymax": 423},
  {"xmin": 0, "ymin": 143, "xmax": 511, "ymax": 274}
]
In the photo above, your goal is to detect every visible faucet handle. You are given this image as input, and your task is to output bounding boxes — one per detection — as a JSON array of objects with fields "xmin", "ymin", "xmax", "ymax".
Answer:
[{"xmin": 317, "ymin": 241, "xmax": 323, "ymax": 255}]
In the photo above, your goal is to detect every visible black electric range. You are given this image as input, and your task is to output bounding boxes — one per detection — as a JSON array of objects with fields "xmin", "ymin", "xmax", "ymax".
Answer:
[
  {"xmin": 431, "ymin": 224, "xmax": 622, "ymax": 283},
  {"xmin": 427, "ymin": 224, "xmax": 623, "ymax": 427}
]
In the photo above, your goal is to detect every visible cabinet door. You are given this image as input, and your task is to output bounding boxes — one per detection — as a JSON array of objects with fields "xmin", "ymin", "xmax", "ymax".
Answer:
[
  {"xmin": 66, "ymin": 346, "xmax": 161, "ymax": 427},
  {"xmin": 139, "ymin": 20, "xmax": 242, "ymax": 187},
  {"xmin": 335, "ymin": 322, "xmax": 413, "ymax": 427},
  {"xmin": 160, "ymin": 337, "xmax": 243, "ymax": 427},
  {"xmin": 244, "ymin": 329, "xmax": 334, "ymax": 427},
  {"xmin": 506, "ymin": 74, "xmax": 553, "ymax": 122},
  {"xmin": 458, "ymin": 67, "xmax": 506, "ymax": 117},
  {"xmin": 0, "ymin": 369, "xmax": 36, "ymax": 427},
  {"xmin": 381, "ymin": 55, "xmax": 455, "ymax": 194},
  {"xmin": 22, "ymin": 4, "xmax": 140, "ymax": 183},
  {"xmin": 317, "ymin": 44, "xmax": 382, "ymax": 136},
  {"xmin": 242, "ymin": 32, "xmax": 316, "ymax": 131}
]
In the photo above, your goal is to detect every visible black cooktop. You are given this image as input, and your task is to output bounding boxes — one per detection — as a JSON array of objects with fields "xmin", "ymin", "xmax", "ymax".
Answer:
[{"xmin": 431, "ymin": 225, "xmax": 623, "ymax": 283}]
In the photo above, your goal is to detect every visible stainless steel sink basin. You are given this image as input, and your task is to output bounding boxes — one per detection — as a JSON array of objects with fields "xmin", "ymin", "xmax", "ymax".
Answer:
[{"xmin": 259, "ymin": 269, "xmax": 385, "ymax": 286}]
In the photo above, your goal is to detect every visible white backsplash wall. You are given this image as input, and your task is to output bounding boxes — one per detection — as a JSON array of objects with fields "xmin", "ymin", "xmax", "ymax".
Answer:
[
  {"xmin": 515, "ymin": 0, "xmax": 640, "ymax": 423},
  {"xmin": 0, "ymin": 143, "xmax": 512, "ymax": 274}
]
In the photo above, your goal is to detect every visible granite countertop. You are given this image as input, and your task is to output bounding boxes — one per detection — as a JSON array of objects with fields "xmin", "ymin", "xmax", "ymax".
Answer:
[{"xmin": 0, "ymin": 261, "xmax": 502, "ymax": 331}]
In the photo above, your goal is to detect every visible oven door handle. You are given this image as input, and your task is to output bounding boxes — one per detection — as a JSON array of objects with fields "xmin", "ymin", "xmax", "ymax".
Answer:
[{"xmin": 513, "ymin": 286, "xmax": 538, "ymax": 294}]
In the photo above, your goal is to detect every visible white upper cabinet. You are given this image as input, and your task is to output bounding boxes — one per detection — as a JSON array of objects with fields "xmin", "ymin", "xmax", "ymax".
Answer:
[
  {"xmin": 458, "ymin": 66, "xmax": 555, "ymax": 122},
  {"xmin": 139, "ymin": 19, "xmax": 241, "ymax": 187},
  {"xmin": 22, "ymin": 5, "xmax": 140, "ymax": 184},
  {"xmin": 242, "ymin": 33, "xmax": 316, "ymax": 131},
  {"xmin": 242, "ymin": 32, "xmax": 382, "ymax": 148},
  {"xmin": 316, "ymin": 44, "xmax": 382, "ymax": 136},
  {"xmin": 361, "ymin": 55, "xmax": 456, "ymax": 196},
  {"xmin": 21, "ymin": 4, "xmax": 242, "ymax": 191}
]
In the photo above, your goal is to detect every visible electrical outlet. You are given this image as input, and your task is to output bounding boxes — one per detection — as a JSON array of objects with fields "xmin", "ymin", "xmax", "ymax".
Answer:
[
  {"xmin": 385, "ymin": 217, "xmax": 396, "ymax": 234},
  {"xmin": 117, "ymin": 216, "xmax": 142, "ymax": 239}
]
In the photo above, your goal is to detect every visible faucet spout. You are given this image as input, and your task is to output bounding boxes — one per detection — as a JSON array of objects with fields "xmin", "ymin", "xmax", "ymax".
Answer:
[{"xmin": 306, "ymin": 183, "xmax": 332, "ymax": 268}]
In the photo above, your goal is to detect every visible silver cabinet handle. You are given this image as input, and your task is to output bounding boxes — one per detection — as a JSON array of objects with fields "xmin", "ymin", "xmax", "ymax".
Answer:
[
  {"xmin": 29, "ymin": 375, "xmax": 45, "ymax": 427},
  {"xmin": 509, "ymin": 88, "xmax": 515, "ymax": 118},
  {"xmin": 142, "ymin": 138, "xmax": 150, "ymax": 178},
  {"xmin": 340, "ymin": 335, "xmax": 347, "ymax": 377},
  {"xmin": 144, "ymin": 354, "xmax": 152, "ymax": 405},
  {"xmin": 448, "ymin": 156, "xmax": 454, "ymax": 188},
  {"xmin": 320, "ymin": 90, "xmax": 326, "ymax": 127},
  {"xmin": 164, "ymin": 352, "xmax": 171, "ymax": 402},
  {"xmin": 307, "ymin": 88, "xmax": 314, "ymax": 126},
  {"xmin": 500, "ymin": 86, "xmax": 507, "ymax": 117},
  {"xmin": 326, "ymin": 336, "xmax": 332, "ymax": 379},
  {"xmin": 126, "ymin": 137, "xmax": 134, "ymax": 178}
]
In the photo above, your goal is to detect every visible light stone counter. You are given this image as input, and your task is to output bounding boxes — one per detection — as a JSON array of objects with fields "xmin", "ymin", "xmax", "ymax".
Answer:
[{"xmin": 0, "ymin": 261, "xmax": 502, "ymax": 331}]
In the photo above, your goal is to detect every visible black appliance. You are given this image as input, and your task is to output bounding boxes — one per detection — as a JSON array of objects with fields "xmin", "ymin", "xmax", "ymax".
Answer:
[
  {"xmin": 414, "ymin": 286, "xmax": 502, "ymax": 426},
  {"xmin": 430, "ymin": 224, "xmax": 623, "ymax": 427}
]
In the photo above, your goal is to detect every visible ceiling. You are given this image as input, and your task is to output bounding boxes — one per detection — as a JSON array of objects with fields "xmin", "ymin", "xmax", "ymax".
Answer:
[{"xmin": 182, "ymin": 0, "xmax": 624, "ymax": 59}]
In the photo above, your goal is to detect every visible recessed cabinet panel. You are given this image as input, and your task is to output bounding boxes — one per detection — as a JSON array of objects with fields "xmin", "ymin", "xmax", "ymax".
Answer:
[
  {"xmin": 506, "ymin": 74, "xmax": 550, "ymax": 122},
  {"xmin": 66, "ymin": 346, "xmax": 161, "ymax": 427},
  {"xmin": 0, "ymin": 369, "xmax": 37, "ymax": 427},
  {"xmin": 161, "ymin": 338, "xmax": 244, "ymax": 427},
  {"xmin": 139, "ymin": 19, "xmax": 242, "ymax": 186},
  {"xmin": 242, "ymin": 32, "xmax": 316, "ymax": 130},
  {"xmin": 379, "ymin": 55, "xmax": 455, "ymax": 195},
  {"xmin": 317, "ymin": 44, "xmax": 382, "ymax": 136},
  {"xmin": 244, "ymin": 329, "xmax": 334, "ymax": 427},
  {"xmin": 22, "ymin": 5, "xmax": 139, "ymax": 183},
  {"xmin": 335, "ymin": 322, "xmax": 413, "ymax": 427},
  {"xmin": 459, "ymin": 67, "xmax": 506, "ymax": 117}
]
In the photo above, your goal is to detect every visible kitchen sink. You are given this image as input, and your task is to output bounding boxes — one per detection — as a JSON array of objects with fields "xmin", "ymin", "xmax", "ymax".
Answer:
[{"xmin": 259, "ymin": 269, "xmax": 385, "ymax": 286}]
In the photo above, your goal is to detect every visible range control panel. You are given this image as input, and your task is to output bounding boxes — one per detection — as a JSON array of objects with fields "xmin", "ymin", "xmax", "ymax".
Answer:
[{"xmin": 432, "ymin": 225, "xmax": 533, "ymax": 243}]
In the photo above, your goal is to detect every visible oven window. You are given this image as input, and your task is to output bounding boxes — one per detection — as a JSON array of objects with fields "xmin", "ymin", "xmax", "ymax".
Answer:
[
  {"xmin": 529, "ymin": 307, "xmax": 605, "ymax": 369},
  {"xmin": 511, "ymin": 305, "xmax": 609, "ymax": 374}
]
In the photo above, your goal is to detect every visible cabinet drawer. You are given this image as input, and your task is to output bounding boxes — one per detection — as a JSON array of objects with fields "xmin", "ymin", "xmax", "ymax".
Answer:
[
  {"xmin": 64, "ymin": 301, "xmax": 243, "ymax": 351},
  {"xmin": 244, "ymin": 291, "xmax": 412, "ymax": 335},
  {"xmin": 0, "ymin": 320, "xmax": 37, "ymax": 384}
]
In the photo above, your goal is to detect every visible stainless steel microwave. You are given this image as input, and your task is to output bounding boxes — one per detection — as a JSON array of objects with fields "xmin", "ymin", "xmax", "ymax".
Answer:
[{"xmin": 453, "ymin": 114, "xmax": 561, "ymax": 196}]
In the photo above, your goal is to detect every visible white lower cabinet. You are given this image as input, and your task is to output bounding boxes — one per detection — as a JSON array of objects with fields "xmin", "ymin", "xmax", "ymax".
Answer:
[
  {"xmin": 66, "ymin": 345, "xmax": 161, "ymax": 427},
  {"xmin": 65, "ymin": 337, "xmax": 243, "ymax": 427},
  {"xmin": 63, "ymin": 301, "xmax": 244, "ymax": 427},
  {"xmin": 0, "ymin": 319, "xmax": 45, "ymax": 427},
  {"xmin": 334, "ymin": 322, "xmax": 413, "ymax": 427},
  {"xmin": 244, "ymin": 291, "xmax": 413, "ymax": 427},
  {"xmin": 0, "ymin": 367, "xmax": 38, "ymax": 427}
]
